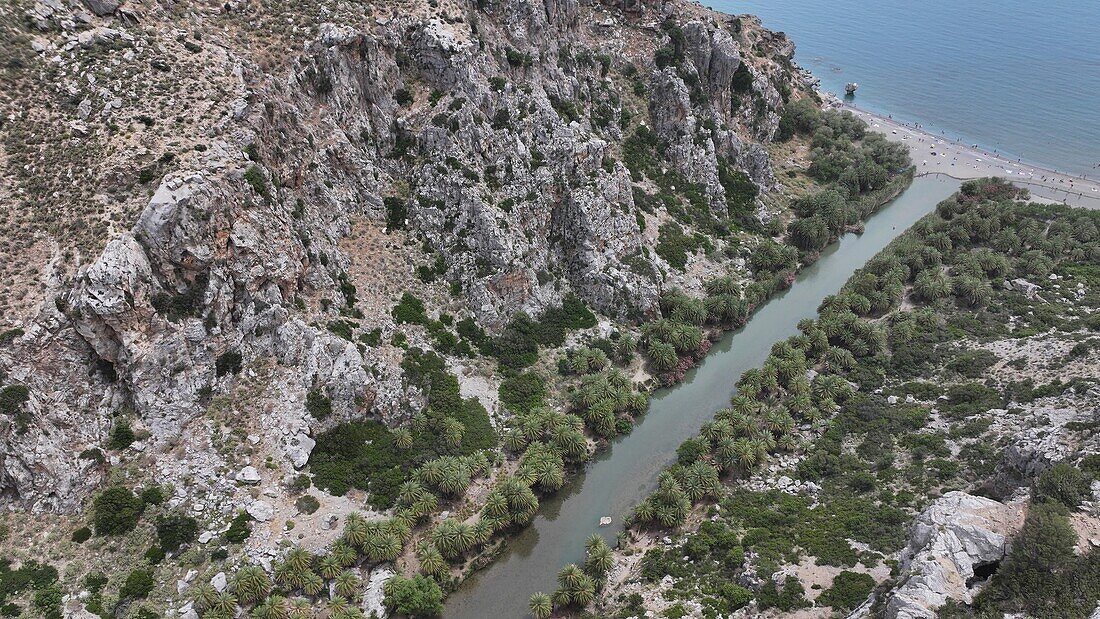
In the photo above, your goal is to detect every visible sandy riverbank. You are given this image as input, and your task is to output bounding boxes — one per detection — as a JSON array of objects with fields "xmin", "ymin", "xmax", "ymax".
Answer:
[{"xmin": 842, "ymin": 104, "xmax": 1100, "ymax": 210}]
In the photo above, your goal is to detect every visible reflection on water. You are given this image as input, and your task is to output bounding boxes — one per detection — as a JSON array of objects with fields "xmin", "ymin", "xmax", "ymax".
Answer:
[{"xmin": 447, "ymin": 176, "xmax": 961, "ymax": 619}]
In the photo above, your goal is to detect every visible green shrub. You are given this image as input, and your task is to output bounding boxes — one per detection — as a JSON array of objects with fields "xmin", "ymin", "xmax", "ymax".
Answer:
[
  {"xmin": 488, "ymin": 295, "xmax": 596, "ymax": 371},
  {"xmin": 942, "ymin": 382, "xmax": 1003, "ymax": 419},
  {"xmin": 295, "ymin": 495, "xmax": 320, "ymax": 515},
  {"xmin": 305, "ymin": 389, "xmax": 332, "ymax": 420},
  {"xmin": 326, "ymin": 319, "xmax": 355, "ymax": 341},
  {"xmin": 945, "ymin": 348, "xmax": 998, "ymax": 378},
  {"xmin": 71, "ymin": 527, "xmax": 92, "ymax": 543},
  {"xmin": 383, "ymin": 575, "xmax": 443, "ymax": 617},
  {"xmin": 140, "ymin": 485, "xmax": 165, "ymax": 506},
  {"xmin": 384, "ymin": 196, "xmax": 407, "ymax": 230},
  {"xmin": 224, "ymin": 511, "xmax": 252, "ymax": 544},
  {"xmin": 1034, "ymin": 463, "xmax": 1092, "ymax": 508},
  {"xmin": 818, "ymin": 571, "xmax": 874, "ymax": 611},
  {"xmin": 0, "ymin": 385, "xmax": 30, "ymax": 431},
  {"xmin": 243, "ymin": 165, "xmax": 270, "ymax": 204},
  {"xmin": 656, "ymin": 222, "xmax": 709, "ymax": 270},
  {"xmin": 214, "ymin": 350, "xmax": 243, "ymax": 377},
  {"xmin": 499, "ymin": 372, "xmax": 547, "ymax": 414},
  {"xmin": 360, "ymin": 328, "xmax": 383, "ymax": 346},
  {"xmin": 979, "ymin": 502, "xmax": 1084, "ymax": 615},
  {"xmin": 155, "ymin": 513, "xmax": 198, "ymax": 552},
  {"xmin": 0, "ymin": 329, "xmax": 23, "ymax": 346},
  {"xmin": 31, "ymin": 584, "xmax": 62, "ymax": 619},
  {"xmin": 93, "ymin": 487, "xmax": 144, "ymax": 535},
  {"xmin": 107, "ymin": 421, "xmax": 135, "ymax": 450},
  {"xmin": 118, "ymin": 569, "xmax": 154, "ymax": 600},
  {"xmin": 392, "ymin": 293, "xmax": 428, "ymax": 325}
]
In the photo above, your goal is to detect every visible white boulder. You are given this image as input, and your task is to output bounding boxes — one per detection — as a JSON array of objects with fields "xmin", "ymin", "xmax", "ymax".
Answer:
[{"xmin": 885, "ymin": 492, "xmax": 1025, "ymax": 618}]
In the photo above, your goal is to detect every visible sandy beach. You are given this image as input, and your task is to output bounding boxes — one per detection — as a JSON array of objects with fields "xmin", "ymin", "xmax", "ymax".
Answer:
[{"xmin": 843, "ymin": 104, "xmax": 1100, "ymax": 210}]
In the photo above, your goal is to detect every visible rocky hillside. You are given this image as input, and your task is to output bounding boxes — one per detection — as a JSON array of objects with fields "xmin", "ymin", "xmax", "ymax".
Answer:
[{"xmin": 0, "ymin": 0, "xmax": 815, "ymax": 513}]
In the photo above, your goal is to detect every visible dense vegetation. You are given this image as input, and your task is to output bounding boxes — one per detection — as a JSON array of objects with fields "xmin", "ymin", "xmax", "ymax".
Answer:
[
  {"xmin": 310, "ymin": 349, "xmax": 497, "ymax": 508},
  {"xmin": 597, "ymin": 179, "xmax": 1100, "ymax": 616}
]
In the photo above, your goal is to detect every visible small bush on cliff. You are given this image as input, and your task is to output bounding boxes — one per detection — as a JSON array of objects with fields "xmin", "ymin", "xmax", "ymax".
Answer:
[
  {"xmin": 0, "ymin": 385, "xmax": 30, "ymax": 431},
  {"xmin": 156, "ymin": 513, "xmax": 198, "ymax": 552},
  {"xmin": 214, "ymin": 349, "xmax": 243, "ymax": 377},
  {"xmin": 305, "ymin": 389, "xmax": 332, "ymax": 420},
  {"xmin": 1034, "ymin": 463, "xmax": 1092, "ymax": 509},
  {"xmin": 93, "ymin": 487, "xmax": 145, "ymax": 535}
]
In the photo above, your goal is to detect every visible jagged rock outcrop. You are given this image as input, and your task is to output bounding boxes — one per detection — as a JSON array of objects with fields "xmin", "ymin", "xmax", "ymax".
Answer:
[
  {"xmin": 885, "ymin": 491, "xmax": 1026, "ymax": 619},
  {"xmin": 0, "ymin": 0, "xmax": 810, "ymax": 512}
]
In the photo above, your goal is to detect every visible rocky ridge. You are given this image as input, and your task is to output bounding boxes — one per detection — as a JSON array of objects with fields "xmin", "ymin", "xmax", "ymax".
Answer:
[{"xmin": 0, "ymin": 0, "xmax": 810, "ymax": 531}]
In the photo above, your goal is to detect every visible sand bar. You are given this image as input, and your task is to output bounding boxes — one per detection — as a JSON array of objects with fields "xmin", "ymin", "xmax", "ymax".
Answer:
[{"xmin": 841, "ymin": 104, "xmax": 1100, "ymax": 210}]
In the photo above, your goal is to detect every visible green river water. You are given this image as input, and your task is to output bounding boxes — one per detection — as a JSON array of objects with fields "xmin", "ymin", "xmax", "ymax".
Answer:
[{"xmin": 446, "ymin": 175, "xmax": 961, "ymax": 618}]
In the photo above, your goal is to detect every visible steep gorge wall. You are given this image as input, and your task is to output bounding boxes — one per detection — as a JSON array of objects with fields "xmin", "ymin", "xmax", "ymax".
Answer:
[{"xmin": 0, "ymin": 0, "xmax": 810, "ymax": 512}]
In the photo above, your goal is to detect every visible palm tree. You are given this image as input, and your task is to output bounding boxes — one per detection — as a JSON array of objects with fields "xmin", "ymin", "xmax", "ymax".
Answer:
[
  {"xmin": 325, "ymin": 597, "xmax": 350, "ymax": 616},
  {"xmin": 641, "ymin": 319, "xmax": 676, "ymax": 346},
  {"xmin": 191, "ymin": 584, "xmax": 219, "ymax": 612},
  {"xmin": 669, "ymin": 323, "xmax": 703, "ymax": 354},
  {"xmin": 584, "ymin": 536, "xmax": 613, "ymax": 579},
  {"xmin": 729, "ymin": 395, "xmax": 758, "ymax": 417},
  {"xmin": 288, "ymin": 597, "xmax": 313, "ymax": 619},
  {"xmin": 646, "ymin": 340, "xmax": 678, "ymax": 372},
  {"xmin": 732, "ymin": 437, "xmax": 764, "ymax": 471},
  {"xmin": 913, "ymin": 269, "xmax": 951, "ymax": 302},
  {"xmin": 953, "ymin": 275, "xmax": 993, "ymax": 307},
  {"xmin": 483, "ymin": 490, "xmax": 509, "ymax": 519},
  {"xmin": 614, "ymin": 334, "xmax": 637, "ymax": 361},
  {"xmin": 472, "ymin": 519, "xmax": 494, "ymax": 546},
  {"xmin": 210, "ymin": 592, "xmax": 238, "ymax": 616},
  {"xmin": 361, "ymin": 527, "xmax": 402, "ymax": 563},
  {"xmin": 551, "ymin": 427, "xmax": 588, "ymax": 461},
  {"xmin": 701, "ymin": 419, "xmax": 733, "ymax": 445},
  {"xmin": 432, "ymin": 519, "xmax": 474, "ymax": 558},
  {"xmin": 252, "ymin": 595, "xmax": 290, "ymax": 619},
  {"xmin": 342, "ymin": 513, "xmax": 368, "ymax": 548},
  {"xmin": 231, "ymin": 565, "xmax": 272, "ymax": 605},
  {"xmin": 557, "ymin": 564, "xmax": 586, "ymax": 590},
  {"xmin": 714, "ymin": 437, "xmax": 737, "ymax": 471},
  {"xmin": 392, "ymin": 428, "xmax": 414, "ymax": 450},
  {"xmin": 441, "ymin": 417, "xmax": 465, "ymax": 449},
  {"xmin": 825, "ymin": 346, "xmax": 856, "ymax": 371},
  {"xmin": 417, "ymin": 543, "xmax": 447, "ymax": 578},
  {"xmin": 301, "ymin": 571, "xmax": 324, "ymax": 596},
  {"xmin": 330, "ymin": 542, "xmax": 357, "ymax": 568},
  {"xmin": 703, "ymin": 275, "xmax": 740, "ymax": 296},
  {"xmin": 317, "ymin": 554, "xmax": 342, "ymax": 580},
  {"xmin": 588, "ymin": 407, "xmax": 617, "ymax": 438},
  {"xmin": 333, "ymin": 571, "xmax": 361, "ymax": 600},
  {"xmin": 671, "ymin": 298, "xmax": 707, "ymax": 325},
  {"xmin": 529, "ymin": 592, "xmax": 553, "ymax": 619},
  {"xmin": 763, "ymin": 409, "xmax": 794, "ymax": 436},
  {"xmin": 679, "ymin": 461, "xmax": 720, "ymax": 501}
]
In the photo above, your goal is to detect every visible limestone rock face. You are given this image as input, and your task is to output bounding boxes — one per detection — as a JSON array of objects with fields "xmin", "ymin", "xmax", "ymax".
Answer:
[
  {"xmin": 885, "ymin": 492, "xmax": 1026, "ymax": 619},
  {"xmin": 81, "ymin": 0, "xmax": 119, "ymax": 16},
  {"xmin": 362, "ymin": 567, "xmax": 395, "ymax": 618},
  {"xmin": 0, "ymin": 0, "xmax": 808, "ymax": 513}
]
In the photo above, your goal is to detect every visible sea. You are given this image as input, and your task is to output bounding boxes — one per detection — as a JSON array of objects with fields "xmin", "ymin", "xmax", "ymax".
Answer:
[{"xmin": 709, "ymin": 0, "xmax": 1100, "ymax": 178}]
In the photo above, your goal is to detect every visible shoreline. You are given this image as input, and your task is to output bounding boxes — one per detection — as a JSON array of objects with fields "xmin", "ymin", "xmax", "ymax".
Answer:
[{"xmin": 840, "ymin": 103, "xmax": 1100, "ymax": 210}]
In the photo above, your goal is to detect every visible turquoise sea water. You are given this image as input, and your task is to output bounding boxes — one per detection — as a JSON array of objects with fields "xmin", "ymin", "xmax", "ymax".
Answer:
[{"xmin": 713, "ymin": 0, "xmax": 1100, "ymax": 178}]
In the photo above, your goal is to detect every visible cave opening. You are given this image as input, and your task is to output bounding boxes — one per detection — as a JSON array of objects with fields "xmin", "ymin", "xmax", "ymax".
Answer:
[{"xmin": 966, "ymin": 560, "xmax": 1001, "ymax": 588}]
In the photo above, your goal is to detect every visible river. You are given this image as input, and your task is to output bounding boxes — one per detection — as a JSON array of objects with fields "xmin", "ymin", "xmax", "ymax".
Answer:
[{"xmin": 445, "ymin": 175, "xmax": 962, "ymax": 618}]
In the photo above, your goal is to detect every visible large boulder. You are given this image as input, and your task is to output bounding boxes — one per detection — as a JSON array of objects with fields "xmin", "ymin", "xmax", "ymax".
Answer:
[{"xmin": 885, "ymin": 492, "xmax": 1026, "ymax": 618}]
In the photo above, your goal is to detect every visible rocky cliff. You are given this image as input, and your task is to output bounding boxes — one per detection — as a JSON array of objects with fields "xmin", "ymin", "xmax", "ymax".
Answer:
[{"xmin": 0, "ymin": 0, "xmax": 810, "ymax": 512}]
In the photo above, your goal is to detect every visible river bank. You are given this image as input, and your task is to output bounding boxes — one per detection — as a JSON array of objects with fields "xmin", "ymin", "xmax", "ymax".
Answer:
[
  {"xmin": 444, "ymin": 176, "xmax": 962, "ymax": 619},
  {"xmin": 842, "ymin": 104, "xmax": 1100, "ymax": 210}
]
